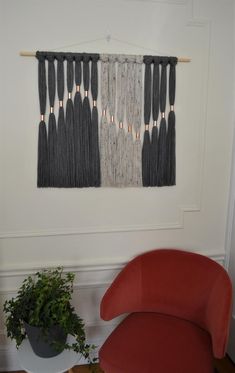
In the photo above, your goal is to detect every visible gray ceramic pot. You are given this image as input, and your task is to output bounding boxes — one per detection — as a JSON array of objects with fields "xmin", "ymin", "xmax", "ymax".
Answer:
[{"xmin": 24, "ymin": 321, "xmax": 67, "ymax": 358}]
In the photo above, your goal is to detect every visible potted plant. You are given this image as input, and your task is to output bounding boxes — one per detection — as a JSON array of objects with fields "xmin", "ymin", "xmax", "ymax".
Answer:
[{"xmin": 3, "ymin": 267, "xmax": 96, "ymax": 365}]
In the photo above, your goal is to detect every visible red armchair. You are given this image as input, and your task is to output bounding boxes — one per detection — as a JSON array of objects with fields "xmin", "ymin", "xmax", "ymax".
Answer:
[{"xmin": 99, "ymin": 249, "xmax": 232, "ymax": 373}]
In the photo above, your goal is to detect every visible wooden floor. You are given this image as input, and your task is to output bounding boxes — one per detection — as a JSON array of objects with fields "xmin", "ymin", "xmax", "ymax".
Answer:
[
  {"xmin": 214, "ymin": 356, "xmax": 235, "ymax": 373},
  {"xmin": 3, "ymin": 356, "xmax": 235, "ymax": 373}
]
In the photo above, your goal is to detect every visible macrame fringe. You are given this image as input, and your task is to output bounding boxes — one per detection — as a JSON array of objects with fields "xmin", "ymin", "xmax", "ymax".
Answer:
[
  {"xmin": 66, "ymin": 55, "xmax": 75, "ymax": 187},
  {"xmin": 142, "ymin": 56, "xmax": 152, "ymax": 186},
  {"xmin": 133, "ymin": 138, "xmax": 142, "ymax": 187},
  {"xmin": 66, "ymin": 97, "xmax": 75, "ymax": 187},
  {"xmin": 57, "ymin": 107, "xmax": 68, "ymax": 187},
  {"xmin": 56, "ymin": 55, "xmax": 67, "ymax": 187},
  {"xmin": 37, "ymin": 121, "xmax": 48, "ymax": 187},
  {"xmin": 157, "ymin": 117, "xmax": 167, "ymax": 186},
  {"xmin": 142, "ymin": 129, "xmax": 151, "ymax": 187},
  {"xmin": 116, "ymin": 127, "xmax": 126, "ymax": 187},
  {"xmin": 48, "ymin": 113, "xmax": 57, "ymax": 186},
  {"xmin": 125, "ymin": 131, "xmax": 134, "ymax": 186},
  {"xmin": 150, "ymin": 125, "xmax": 158, "ymax": 186},
  {"xmin": 107, "ymin": 122, "xmax": 117, "ymax": 186},
  {"xmin": 100, "ymin": 114, "xmax": 109, "ymax": 186},
  {"xmin": 74, "ymin": 56, "xmax": 83, "ymax": 187},
  {"xmin": 166, "ymin": 110, "xmax": 176, "ymax": 185},
  {"xmin": 90, "ymin": 56, "xmax": 100, "ymax": 187},
  {"xmin": 157, "ymin": 58, "xmax": 168, "ymax": 186},
  {"xmin": 166, "ymin": 58, "xmax": 177, "ymax": 185},
  {"xmin": 74, "ymin": 89, "xmax": 83, "ymax": 187}
]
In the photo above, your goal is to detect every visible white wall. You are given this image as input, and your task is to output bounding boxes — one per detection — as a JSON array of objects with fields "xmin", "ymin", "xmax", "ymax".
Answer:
[{"xmin": 0, "ymin": 0, "xmax": 234, "ymax": 370}]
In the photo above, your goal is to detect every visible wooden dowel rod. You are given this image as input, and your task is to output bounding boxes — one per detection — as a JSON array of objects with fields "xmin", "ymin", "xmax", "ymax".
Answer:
[
  {"xmin": 177, "ymin": 57, "xmax": 191, "ymax": 62},
  {"xmin": 19, "ymin": 51, "xmax": 191, "ymax": 62},
  {"xmin": 20, "ymin": 51, "xmax": 36, "ymax": 56}
]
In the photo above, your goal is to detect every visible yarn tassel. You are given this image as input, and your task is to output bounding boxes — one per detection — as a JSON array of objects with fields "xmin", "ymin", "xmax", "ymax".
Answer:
[
  {"xmin": 57, "ymin": 106, "xmax": 67, "ymax": 187},
  {"xmin": 90, "ymin": 54, "xmax": 101, "ymax": 187},
  {"xmin": 47, "ymin": 54, "xmax": 57, "ymax": 187},
  {"xmin": 166, "ymin": 57, "xmax": 177, "ymax": 185},
  {"xmin": 56, "ymin": 54, "xmax": 68, "ymax": 187},
  {"xmin": 157, "ymin": 57, "xmax": 168, "ymax": 186},
  {"xmin": 107, "ymin": 120, "xmax": 117, "ymax": 186},
  {"xmin": 142, "ymin": 56, "xmax": 152, "ymax": 187},
  {"xmin": 99, "ymin": 56, "xmax": 109, "ymax": 186},
  {"xmin": 166, "ymin": 110, "xmax": 176, "ymax": 185},
  {"xmin": 142, "ymin": 129, "xmax": 151, "ymax": 186},
  {"xmin": 125, "ymin": 57, "xmax": 135, "ymax": 186},
  {"xmin": 65, "ymin": 54, "xmax": 75, "ymax": 187},
  {"xmin": 150, "ymin": 57, "xmax": 160, "ymax": 186},
  {"xmin": 107, "ymin": 56, "xmax": 117, "ymax": 186},
  {"xmin": 100, "ymin": 113, "xmax": 109, "ymax": 186},
  {"xmin": 38, "ymin": 121, "xmax": 48, "ymax": 187},
  {"xmin": 48, "ymin": 112, "xmax": 57, "ymax": 186},
  {"xmin": 133, "ymin": 135, "xmax": 142, "ymax": 187},
  {"xmin": 74, "ymin": 55, "xmax": 83, "ymax": 187},
  {"xmin": 125, "ymin": 129, "xmax": 134, "ymax": 186},
  {"xmin": 157, "ymin": 116, "xmax": 167, "ymax": 186},
  {"xmin": 82, "ymin": 54, "xmax": 91, "ymax": 187},
  {"xmin": 116, "ymin": 126, "xmax": 126, "ymax": 187},
  {"xmin": 133, "ymin": 57, "xmax": 143, "ymax": 187},
  {"xmin": 116, "ymin": 56, "xmax": 126, "ymax": 187},
  {"xmin": 36, "ymin": 52, "xmax": 48, "ymax": 187},
  {"xmin": 150, "ymin": 125, "xmax": 158, "ymax": 186}
]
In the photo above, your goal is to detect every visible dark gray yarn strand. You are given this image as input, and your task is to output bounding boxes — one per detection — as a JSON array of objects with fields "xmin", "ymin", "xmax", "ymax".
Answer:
[
  {"xmin": 57, "ymin": 54, "xmax": 68, "ymax": 187},
  {"xmin": 36, "ymin": 52, "xmax": 48, "ymax": 187},
  {"xmin": 150, "ymin": 57, "xmax": 160, "ymax": 186},
  {"xmin": 57, "ymin": 56, "xmax": 64, "ymax": 102},
  {"xmin": 166, "ymin": 57, "xmax": 177, "ymax": 185},
  {"xmin": 47, "ymin": 55, "xmax": 58, "ymax": 187},
  {"xmin": 74, "ymin": 55, "xmax": 83, "ymax": 187},
  {"xmin": 37, "ymin": 52, "xmax": 47, "ymax": 116},
  {"xmin": 82, "ymin": 54, "xmax": 91, "ymax": 187},
  {"xmin": 65, "ymin": 54, "xmax": 75, "ymax": 187},
  {"xmin": 157, "ymin": 57, "xmax": 168, "ymax": 186},
  {"xmin": 142, "ymin": 56, "xmax": 152, "ymax": 187},
  {"xmin": 90, "ymin": 55, "xmax": 101, "ymax": 187}
]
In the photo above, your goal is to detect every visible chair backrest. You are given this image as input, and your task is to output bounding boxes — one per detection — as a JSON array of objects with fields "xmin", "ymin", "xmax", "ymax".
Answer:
[{"xmin": 100, "ymin": 248, "xmax": 232, "ymax": 358}]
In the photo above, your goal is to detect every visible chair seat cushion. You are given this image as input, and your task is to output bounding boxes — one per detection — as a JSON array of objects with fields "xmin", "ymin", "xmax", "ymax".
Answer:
[{"xmin": 99, "ymin": 312, "xmax": 214, "ymax": 373}]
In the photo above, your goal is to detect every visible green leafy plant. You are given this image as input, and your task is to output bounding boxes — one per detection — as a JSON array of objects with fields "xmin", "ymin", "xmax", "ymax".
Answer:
[{"xmin": 3, "ymin": 267, "xmax": 96, "ymax": 365}]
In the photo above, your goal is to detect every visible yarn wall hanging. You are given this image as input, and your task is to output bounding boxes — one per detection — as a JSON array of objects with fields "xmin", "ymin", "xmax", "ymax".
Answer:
[{"xmin": 23, "ymin": 49, "xmax": 188, "ymax": 188}]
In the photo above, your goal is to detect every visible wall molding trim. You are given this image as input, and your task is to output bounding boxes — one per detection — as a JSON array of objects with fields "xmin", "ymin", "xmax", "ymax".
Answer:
[
  {"xmin": 0, "ymin": 205, "xmax": 200, "ymax": 239},
  {"xmin": 0, "ymin": 20, "xmax": 212, "ymax": 242},
  {"xmin": 0, "ymin": 249, "xmax": 225, "ymax": 272}
]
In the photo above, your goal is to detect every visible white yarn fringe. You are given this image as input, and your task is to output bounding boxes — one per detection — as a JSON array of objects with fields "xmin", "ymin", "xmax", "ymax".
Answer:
[
  {"xmin": 133, "ymin": 138, "xmax": 142, "ymax": 186},
  {"xmin": 100, "ymin": 115, "xmax": 109, "ymax": 186},
  {"xmin": 107, "ymin": 121, "xmax": 117, "ymax": 186},
  {"xmin": 116, "ymin": 127, "xmax": 126, "ymax": 187},
  {"xmin": 124, "ymin": 131, "xmax": 134, "ymax": 186}
]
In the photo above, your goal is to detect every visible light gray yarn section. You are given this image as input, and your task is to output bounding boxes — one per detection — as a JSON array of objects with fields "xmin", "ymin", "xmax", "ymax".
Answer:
[
  {"xmin": 99, "ymin": 55, "xmax": 109, "ymax": 186},
  {"xmin": 116, "ymin": 56, "xmax": 127, "ymax": 124},
  {"xmin": 132, "ymin": 138, "xmax": 142, "ymax": 186},
  {"xmin": 116, "ymin": 55, "xmax": 127, "ymax": 187},
  {"xmin": 125, "ymin": 131, "xmax": 134, "ymax": 186},
  {"xmin": 132, "ymin": 56, "xmax": 143, "ymax": 186},
  {"xmin": 100, "ymin": 53, "xmax": 143, "ymax": 188},
  {"xmin": 116, "ymin": 127, "xmax": 126, "ymax": 187},
  {"xmin": 126, "ymin": 55, "xmax": 136, "ymax": 127},
  {"xmin": 107, "ymin": 55, "xmax": 117, "ymax": 186},
  {"xmin": 100, "ymin": 55, "xmax": 109, "ymax": 111},
  {"xmin": 108, "ymin": 56, "xmax": 116, "ymax": 117},
  {"xmin": 134, "ymin": 56, "xmax": 143, "ymax": 133}
]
